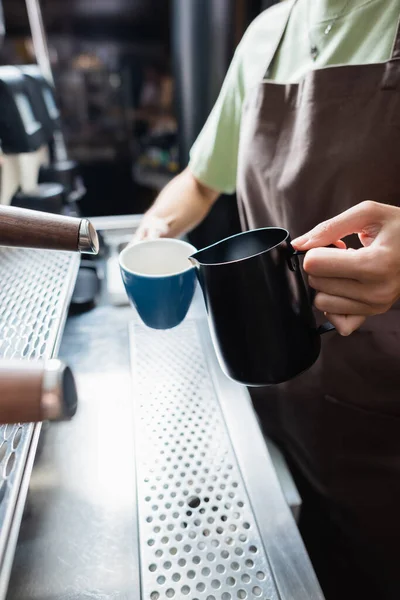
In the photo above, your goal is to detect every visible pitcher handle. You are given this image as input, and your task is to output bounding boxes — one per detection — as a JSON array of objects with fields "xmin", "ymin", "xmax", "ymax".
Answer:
[{"xmin": 291, "ymin": 249, "xmax": 336, "ymax": 335}]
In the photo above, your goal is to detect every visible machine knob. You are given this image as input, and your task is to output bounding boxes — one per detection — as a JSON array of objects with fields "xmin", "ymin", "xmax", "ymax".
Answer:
[{"xmin": 0, "ymin": 359, "xmax": 78, "ymax": 424}]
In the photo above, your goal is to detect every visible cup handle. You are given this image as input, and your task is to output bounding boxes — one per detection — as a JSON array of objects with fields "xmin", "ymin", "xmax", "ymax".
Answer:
[{"xmin": 291, "ymin": 249, "xmax": 336, "ymax": 335}]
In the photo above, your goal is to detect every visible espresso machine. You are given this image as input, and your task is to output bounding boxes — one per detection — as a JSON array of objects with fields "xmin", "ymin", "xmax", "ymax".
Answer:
[
  {"xmin": 0, "ymin": 61, "xmax": 102, "ymax": 311},
  {"xmin": 0, "ymin": 65, "xmax": 66, "ymax": 214},
  {"xmin": 0, "ymin": 56, "xmax": 100, "ymax": 595},
  {"xmin": 0, "ymin": 63, "xmax": 85, "ymax": 219},
  {"xmin": 13, "ymin": 65, "xmax": 86, "ymax": 217},
  {"xmin": 0, "ymin": 1, "xmax": 100, "ymax": 450}
]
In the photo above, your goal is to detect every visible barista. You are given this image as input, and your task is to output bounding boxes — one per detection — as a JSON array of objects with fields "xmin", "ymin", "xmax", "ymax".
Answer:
[{"xmin": 134, "ymin": 2, "xmax": 400, "ymax": 598}]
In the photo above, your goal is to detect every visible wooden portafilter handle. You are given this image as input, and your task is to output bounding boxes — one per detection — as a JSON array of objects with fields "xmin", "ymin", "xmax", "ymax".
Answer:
[
  {"xmin": 0, "ymin": 205, "xmax": 99, "ymax": 254},
  {"xmin": 0, "ymin": 360, "xmax": 78, "ymax": 424}
]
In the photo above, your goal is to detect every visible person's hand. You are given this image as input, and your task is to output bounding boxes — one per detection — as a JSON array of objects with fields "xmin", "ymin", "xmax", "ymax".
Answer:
[
  {"xmin": 292, "ymin": 201, "xmax": 400, "ymax": 336},
  {"xmin": 133, "ymin": 214, "xmax": 172, "ymax": 242}
]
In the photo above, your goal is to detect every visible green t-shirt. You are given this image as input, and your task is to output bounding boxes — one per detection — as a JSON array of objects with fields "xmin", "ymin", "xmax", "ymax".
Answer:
[{"xmin": 189, "ymin": 0, "xmax": 400, "ymax": 194}]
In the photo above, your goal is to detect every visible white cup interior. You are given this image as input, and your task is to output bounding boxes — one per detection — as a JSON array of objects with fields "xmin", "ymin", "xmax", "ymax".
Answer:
[{"xmin": 119, "ymin": 239, "xmax": 197, "ymax": 277}]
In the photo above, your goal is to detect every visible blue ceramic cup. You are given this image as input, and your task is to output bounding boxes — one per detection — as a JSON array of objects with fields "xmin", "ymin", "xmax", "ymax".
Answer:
[{"xmin": 119, "ymin": 238, "xmax": 197, "ymax": 329}]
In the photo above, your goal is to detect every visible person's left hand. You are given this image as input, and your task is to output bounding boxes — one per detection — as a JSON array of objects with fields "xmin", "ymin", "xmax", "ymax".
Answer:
[{"xmin": 292, "ymin": 201, "xmax": 400, "ymax": 336}]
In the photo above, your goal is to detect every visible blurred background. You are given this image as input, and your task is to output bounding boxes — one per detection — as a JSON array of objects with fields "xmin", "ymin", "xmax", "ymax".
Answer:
[{"xmin": 0, "ymin": 0, "xmax": 276, "ymax": 243}]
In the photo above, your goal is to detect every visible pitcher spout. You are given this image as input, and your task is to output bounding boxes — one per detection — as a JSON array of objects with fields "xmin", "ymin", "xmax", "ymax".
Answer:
[{"xmin": 188, "ymin": 256, "xmax": 200, "ymax": 269}]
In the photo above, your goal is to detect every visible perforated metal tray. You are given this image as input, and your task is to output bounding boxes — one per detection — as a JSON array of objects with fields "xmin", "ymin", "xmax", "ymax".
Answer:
[
  {"xmin": 130, "ymin": 319, "xmax": 324, "ymax": 600},
  {"xmin": 0, "ymin": 247, "xmax": 79, "ymax": 598},
  {"xmin": 132, "ymin": 322, "xmax": 279, "ymax": 600}
]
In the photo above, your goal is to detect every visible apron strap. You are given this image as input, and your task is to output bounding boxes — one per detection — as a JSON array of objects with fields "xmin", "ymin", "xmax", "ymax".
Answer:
[
  {"xmin": 264, "ymin": 0, "xmax": 298, "ymax": 80},
  {"xmin": 382, "ymin": 13, "xmax": 400, "ymax": 90}
]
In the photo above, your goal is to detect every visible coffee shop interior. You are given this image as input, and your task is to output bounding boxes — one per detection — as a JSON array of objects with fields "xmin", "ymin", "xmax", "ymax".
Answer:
[{"xmin": 0, "ymin": 0, "xmax": 360, "ymax": 599}]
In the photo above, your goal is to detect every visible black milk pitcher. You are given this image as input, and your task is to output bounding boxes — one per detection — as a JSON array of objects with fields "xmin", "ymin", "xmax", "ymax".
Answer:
[{"xmin": 189, "ymin": 227, "xmax": 334, "ymax": 386}]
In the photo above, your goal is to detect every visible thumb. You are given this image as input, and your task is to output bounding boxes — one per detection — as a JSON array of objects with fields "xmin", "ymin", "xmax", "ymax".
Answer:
[{"xmin": 292, "ymin": 201, "xmax": 386, "ymax": 251}]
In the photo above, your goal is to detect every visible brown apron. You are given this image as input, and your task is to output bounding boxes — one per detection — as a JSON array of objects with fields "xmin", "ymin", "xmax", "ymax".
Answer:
[{"xmin": 237, "ymin": 3, "xmax": 400, "ymax": 599}]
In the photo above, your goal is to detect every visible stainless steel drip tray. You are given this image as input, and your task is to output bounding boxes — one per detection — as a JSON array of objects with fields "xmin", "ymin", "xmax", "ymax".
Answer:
[
  {"xmin": 131, "ymin": 320, "xmax": 280, "ymax": 600},
  {"xmin": 130, "ymin": 319, "xmax": 323, "ymax": 600},
  {"xmin": 6, "ymin": 299, "xmax": 323, "ymax": 600}
]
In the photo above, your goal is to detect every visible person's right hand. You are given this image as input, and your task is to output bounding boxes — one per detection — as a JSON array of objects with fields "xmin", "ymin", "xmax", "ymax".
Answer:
[
  {"xmin": 292, "ymin": 201, "xmax": 400, "ymax": 335},
  {"xmin": 134, "ymin": 214, "xmax": 171, "ymax": 242}
]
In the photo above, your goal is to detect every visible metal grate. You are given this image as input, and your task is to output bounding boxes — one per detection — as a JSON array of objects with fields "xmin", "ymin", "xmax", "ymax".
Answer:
[
  {"xmin": 0, "ymin": 247, "xmax": 79, "ymax": 592},
  {"xmin": 131, "ymin": 321, "xmax": 280, "ymax": 600}
]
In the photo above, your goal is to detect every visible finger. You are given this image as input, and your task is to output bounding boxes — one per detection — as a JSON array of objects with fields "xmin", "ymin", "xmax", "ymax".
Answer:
[
  {"xmin": 137, "ymin": 223, "xmax": 169, "ymax": 241},
  {"xmin": 292, "ymin": 201, "xmax": 385, "ymax": 250},
  {"xmin": 333, "ymin": 240, "xmax": 347, "ymax": 249},
  {"xmin": 132, "ymin": 229, "xmax": 146, "ymax": 242},
  {"xmin": 147, "ymin": 228, "xmax": 161, "ymax": 241},
  {"xmin": 304, "ymin": 247, "xmax": 371, "ymax": 279},
  {"xmin": 314, "ymin": 293, "xmax": 380, "ymax": 316},
  {"xmin": 154, "ymin": 222, "xmax": 170, "ymax": 237},
  {"xmin": 134, "ymin": 226, "xmax": 153, "ymax": 242},
  {"xmin": 308, "ymin": 275, "xmax": 380, "ymax": 305},
  {"xmin": 326, "ymin": 313, "xmax": 366, "ymax": 336}
]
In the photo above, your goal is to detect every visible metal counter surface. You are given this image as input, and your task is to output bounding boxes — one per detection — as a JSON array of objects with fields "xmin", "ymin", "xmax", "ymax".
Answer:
[
  {"xmin": 6, "ymin": 305, "xmax": 139, "ymax": 600},
  {"xmin": 5, "ymin": 234, "xmax": 324, "ymax": 600}
]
